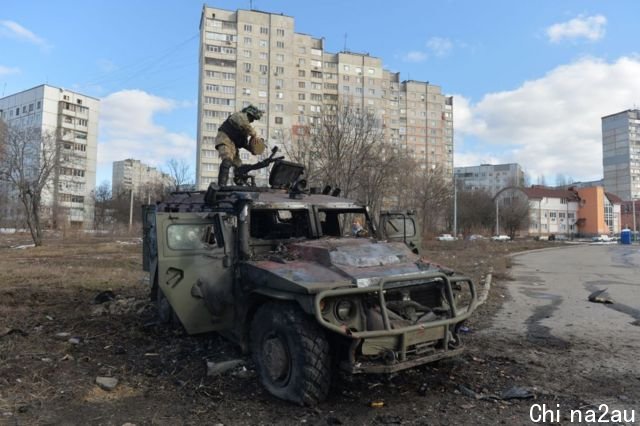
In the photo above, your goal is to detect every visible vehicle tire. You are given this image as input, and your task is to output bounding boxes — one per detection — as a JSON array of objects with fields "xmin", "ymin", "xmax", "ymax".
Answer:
[{"xmin": 250, "ymin": 302, "xmax": 331, "ymax": 406}]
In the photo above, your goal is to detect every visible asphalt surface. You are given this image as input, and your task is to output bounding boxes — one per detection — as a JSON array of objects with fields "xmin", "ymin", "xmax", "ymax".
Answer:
[{"xmin": 486, "ymin": 243, "xmax": 640, "ymax": 412}]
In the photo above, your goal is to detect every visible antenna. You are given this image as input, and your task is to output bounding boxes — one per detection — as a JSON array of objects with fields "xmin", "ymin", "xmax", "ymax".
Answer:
[
  {"xmin": 250, "ymin": 0, "xmax": 253, "ymax": 9},
  {"xmin": 344, "ymin": 33, "xmax": 348, "ymax": 52},
  {"xmin": 2, "ymin": 82, "xmax": 5, "ymax": 97}
]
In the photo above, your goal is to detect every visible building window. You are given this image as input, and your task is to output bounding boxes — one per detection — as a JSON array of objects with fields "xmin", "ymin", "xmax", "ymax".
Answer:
[
  {"xmin": 275, "ymin": 104, "xmax": 284, "ymax": 112},
  {"xmin": 276, "ymin": 53, "xmax": 285, "ymax": 62},
  {"xmin": 298, "ymin": 81, "xmax": 306, "ymax": 89},
  {"xmin": 298, "ymin": 70, "xmax": 306, "ymax": 77},
  {"xmin": 258, "ymin": 91, "xmax": 267, "ymax": 98},
  {"xmin": 275, "ymin": 66, "xmax": 284, "ymax": 74},
  {"xmin": 259, "ymin": 64, "xmax": 268, "ymax": 73},
  {"xmin": 276, "ymin": 28, "xmax": 285, "ymax": 37},
  {"xmin": 244, "ymin": 24, "xmax": 252, "ymax": 32},
  {"xmin": 276, "ymin": 41, "xmax": 285, "ymax": 49},
  {"xmin": 244, "ymin": 37, "xmax": 251, "ymax": 46},
  {"xmin": 244, "ymin": 63, "xmax": 252, "ymax": 72},
  {"xmin": 298, "ymin": 93, "xmax": 305, "ymax": 100},
  {"xmin": 260, "ymin": 27, "xmax": 268, "ymax": 34},
  {"xmin": 275, "ymin": 117, "xmax": 283, "ymax": 124}
]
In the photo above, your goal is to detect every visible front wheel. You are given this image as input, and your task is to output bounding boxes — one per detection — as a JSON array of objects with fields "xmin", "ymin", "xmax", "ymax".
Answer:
[{"xmin": 250, "ymin": 302, "xmax": 331, "ymax": 406}]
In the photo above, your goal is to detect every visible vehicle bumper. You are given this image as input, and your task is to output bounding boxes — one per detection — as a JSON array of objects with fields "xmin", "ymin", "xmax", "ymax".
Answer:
[{"xmin": 314, "ymin": 271, "xmax": 477, "ymax": 373}]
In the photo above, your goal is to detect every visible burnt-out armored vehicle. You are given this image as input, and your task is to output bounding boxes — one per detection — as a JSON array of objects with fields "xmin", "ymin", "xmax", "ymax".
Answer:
[{"xmin": 142, "ymin": 150, "xmax": 477, "ymax": 405}]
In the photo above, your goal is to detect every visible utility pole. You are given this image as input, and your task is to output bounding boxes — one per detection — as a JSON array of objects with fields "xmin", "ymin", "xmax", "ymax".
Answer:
[
  {"xmin": 453, "ymin": 179, "xmax": 457, "ymax": 237},
  {"xmin": 633, "ymin": 199, "xmax": 637, "ymax": 243},
  {"xmin": 495, "ymin": 198, "xmax": 500, "ymax": 236},
  {"xmin": 129, "ymin": 188, "xmax": 134, "ymax": 233}
]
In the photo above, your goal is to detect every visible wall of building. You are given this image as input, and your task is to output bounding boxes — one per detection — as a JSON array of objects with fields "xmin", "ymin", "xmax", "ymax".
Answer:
[
  {"xmin": 0, "ymin": 85, "xmax": 99, "ymax": 228},
  {"xmin": 602, "ymin": 110, "xmax": 640, "ymax": 201},
  {"xmin": 196, "ymin": 6, "xmax": 453, "ymax": 189}
]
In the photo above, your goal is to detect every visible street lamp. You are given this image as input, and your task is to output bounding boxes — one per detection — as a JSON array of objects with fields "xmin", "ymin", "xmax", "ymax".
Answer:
[{"xmin": 453, "ymin": 178, "xmax": 457, "ymax": 238}]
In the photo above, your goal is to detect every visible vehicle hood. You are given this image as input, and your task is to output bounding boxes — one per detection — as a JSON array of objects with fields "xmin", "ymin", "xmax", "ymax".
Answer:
[{"xmin": 243, "ymin": 238, "xmax": 444, "ymax": 294}]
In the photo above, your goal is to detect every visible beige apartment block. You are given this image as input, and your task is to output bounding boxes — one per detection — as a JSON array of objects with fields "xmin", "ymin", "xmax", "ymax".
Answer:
[
  {"xmin": 0, "ymin": 84, "xmax": 99, "ymax": 228},
  {"xmin": 112, "ymin": 159, "xmax": 174, "ymax": 199},
  {"xmin": 196, "ymin": 6, "xmax": 454, "ymax": 189}
]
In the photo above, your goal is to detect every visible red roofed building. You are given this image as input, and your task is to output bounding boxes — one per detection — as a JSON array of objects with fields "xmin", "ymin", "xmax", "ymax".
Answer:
[{"xmin": 496, "ymin": 185, "xmax": 622, "ymax": 238}]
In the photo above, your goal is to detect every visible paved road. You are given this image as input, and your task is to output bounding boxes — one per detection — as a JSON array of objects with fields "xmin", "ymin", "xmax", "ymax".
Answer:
[
  {"xmin": 490, "ymin": 244, "xmax": 640, "ymax": 346},
  {"xmin": 484, "ymin": 243, "xmax": 640, "ymax": 410}
]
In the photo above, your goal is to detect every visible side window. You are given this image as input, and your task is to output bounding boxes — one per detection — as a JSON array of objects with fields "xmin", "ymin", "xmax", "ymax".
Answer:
[
  {"xmin": 250, "ymin": 209, "xmax": 310, "ymax": 239},
  {"xmin": 167, "ymin": 224, "xmax": 210, "ymax": 250},
  {"xmin": 382, "ymin": 216, "xmax": 416, "ymax": 238}
]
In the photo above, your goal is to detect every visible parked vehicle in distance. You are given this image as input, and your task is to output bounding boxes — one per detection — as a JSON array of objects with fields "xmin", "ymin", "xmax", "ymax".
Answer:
[
  {"xmin": 491, "ymin": 235, "xmax": 511, "ymax": 241},
  {"xmin": 592, "ymin": 234, "xmax": 614, "ymax": 242},
  {"xmin": 436, "ymin": 233, "xmax": 456, "ymax": 241},
  {"xmin": 467, "ymin": 234, "xmax": 487, "ymax": 241}
]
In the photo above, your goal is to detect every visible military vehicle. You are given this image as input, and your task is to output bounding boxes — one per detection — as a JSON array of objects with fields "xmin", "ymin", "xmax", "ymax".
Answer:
[{"xmin": 142, "ymin": 148, "xmax": 478, "ymax": 406}]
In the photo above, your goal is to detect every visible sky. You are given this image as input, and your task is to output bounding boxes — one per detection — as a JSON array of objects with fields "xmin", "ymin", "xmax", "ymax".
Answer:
[{"xmin": 2, "ymin": 0, "xmax": 640, "ymax": 187}]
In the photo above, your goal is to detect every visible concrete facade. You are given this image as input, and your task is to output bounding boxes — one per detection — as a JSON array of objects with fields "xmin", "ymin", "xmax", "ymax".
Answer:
[
  {"xmin": 196, "ymin": 6, "xmax": 453, "ymax": 189},
  {"xmin": 454, "ymin": 163, "xmax": 524, "ymax": 196},
  {"xmin": 0, "ymin": 85, "xmax": 99, "ymax": 228},
  {"xmin": 112, "ymin": 159, "xmax": 174, "ymax": 199},
  {"xmin": 602, "ymin": 109, "xmax": 640, "ymax": 201}
]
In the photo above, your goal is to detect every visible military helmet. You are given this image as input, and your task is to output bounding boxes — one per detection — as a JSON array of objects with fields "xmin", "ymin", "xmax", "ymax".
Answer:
[{"xmin": 242, "ymin": 104, "xmax": 263, "ymax": 120}]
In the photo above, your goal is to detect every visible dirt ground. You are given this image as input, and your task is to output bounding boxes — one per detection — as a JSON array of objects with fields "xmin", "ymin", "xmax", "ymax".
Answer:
[{"xmin": 0, "ymin": 234, "xmax": 621, "ymax": 425}]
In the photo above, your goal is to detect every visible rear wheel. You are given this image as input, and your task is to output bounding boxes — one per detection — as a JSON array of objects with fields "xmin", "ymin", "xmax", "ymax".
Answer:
[{"xmin": 250, "ymin": 302, "xmax": 331, "ymax": 406}]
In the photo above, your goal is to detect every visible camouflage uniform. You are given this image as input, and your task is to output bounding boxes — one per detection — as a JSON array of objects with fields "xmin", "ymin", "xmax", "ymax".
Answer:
[{"xmin": 215, "ymin": 105, "xmax": 264, "ymax": 185}]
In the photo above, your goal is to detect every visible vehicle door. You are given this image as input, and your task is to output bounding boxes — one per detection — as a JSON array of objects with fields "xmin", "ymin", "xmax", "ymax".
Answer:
[
  {"xmin": 378, "ymin": 212, "xmax": 421, "ymax": 253},
  {"xmin": 156, "ymin": 212, "xmax": 234, "ymax": 334}
]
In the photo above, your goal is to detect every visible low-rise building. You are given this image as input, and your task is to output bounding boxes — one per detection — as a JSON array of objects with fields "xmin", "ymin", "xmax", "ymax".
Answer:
[{"xmin": 496, "ymin": 185, "xmax": 622, "ymax": 238}]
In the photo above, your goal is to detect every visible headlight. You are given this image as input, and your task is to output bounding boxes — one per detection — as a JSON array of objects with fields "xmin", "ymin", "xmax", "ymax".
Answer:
[{"xmin": 335, "ymin": 300, "xmax": 355, "ymax": 321}]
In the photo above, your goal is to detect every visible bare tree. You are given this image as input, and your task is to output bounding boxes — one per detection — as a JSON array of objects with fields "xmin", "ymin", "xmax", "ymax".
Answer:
[
  {"xmin": 283, "ymin": 103, "xmax": 394, "ymax": 202},
  {"xmin": 498, "ymin": 189, "xmax": 530, "ymax": 239},
  {"xmin": 389, "ymin": 161, "xmax": 452, "ymax": 237},
  {"xmin": 455, "ymin": 188, "xmax": 495, "ymax": 236},
  {"xmin": 165, "ymin": 158, "xmax": 192, "ymax": 191},
  {"xmin": 92, "ymin": 180, "xmax": 112, "ymax": 230},
  {"xmin": 0, "ymin": 124, "xmax": 61, "ymax": 246}
]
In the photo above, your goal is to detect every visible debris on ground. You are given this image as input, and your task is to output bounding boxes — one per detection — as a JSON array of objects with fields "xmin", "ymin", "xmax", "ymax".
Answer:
[
  {"xmin": 92, "ymin": 290, "xmax": 116, "ymax": 304},
  {"xmin": 206, "ymin": 359, "xmax": 245, "ymax": 376},
  {"xmin": 588, "ymin": 289, "xmax": 614, "ymax": 304},
  {"xmin": 95, "ymin": 377, "xmax": 119, "ymax": 391}
]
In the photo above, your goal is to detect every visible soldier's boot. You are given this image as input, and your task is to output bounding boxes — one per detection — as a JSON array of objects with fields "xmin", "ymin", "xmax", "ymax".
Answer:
[{"xmin": 218, "ymin": 159, "xmax": 233, "ymax": 186}]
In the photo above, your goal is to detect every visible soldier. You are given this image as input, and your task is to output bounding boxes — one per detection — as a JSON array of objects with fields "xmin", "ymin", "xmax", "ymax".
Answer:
[{"xmin": 215, "ymin": 105, "xmax": 266, "ymax": 186}]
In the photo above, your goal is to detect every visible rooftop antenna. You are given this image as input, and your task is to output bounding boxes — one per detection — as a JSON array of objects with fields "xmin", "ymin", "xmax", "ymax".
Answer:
[
  {"xmin": 2, "ymin": 82, "xmax": 5, "ymax": 97},
  {"xmin": 250, "ymin": 0, "xmax": 253, "ymax": 9},
  {"xmin": 344, "ymin": 33, "xmax": 348, "ymax": 52}
]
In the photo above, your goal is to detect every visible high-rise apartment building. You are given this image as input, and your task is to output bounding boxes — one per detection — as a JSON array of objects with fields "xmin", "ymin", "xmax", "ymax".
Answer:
[
  {"xmin": 196, "ymin": 6, "xmax": 453, "ymax": 189},
  {"xmin": 0, "ymin": 85, "xmax": 99, "ymax": 228},
  {"xmin": 454, "ymin": 163, "xmax": 524, "ymax": 196},
  {"xmin": 112, "ymin": 159, "xmax": 174, "ymax": 198},
  {"xmin": 602, "ymin": 109, "xmax": 640, "ymax": 200}
]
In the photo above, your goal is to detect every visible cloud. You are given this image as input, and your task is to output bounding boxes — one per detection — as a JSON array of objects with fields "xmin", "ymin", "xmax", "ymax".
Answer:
[
  {"xmin": 546, "ymin": 14, "xmax": 606, "ymax": 43},
  {"xmin": 0, "ymin": 65, "xmax": 20, "ymax": 76},
  {"xmin": 401, "ymin": 37, "xmax": 454, "ymax": 63},
  {"xmin": 402, "ymin": 51, "xmax": 427, "ymax": 63},
  {"xmin": 98, "ymin": 90, "xmax": 195, "ymax": 170},
  {"xmin": 0, "ymin": 20, "xmax": 51, "ymax": 49},
  {"xmin": 427, "ymin": 37, "xmax": 453, "ymax": 56},
  {"xmin": 454, "ymin": 56, "xmax": 640, "ymax": 182}
]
